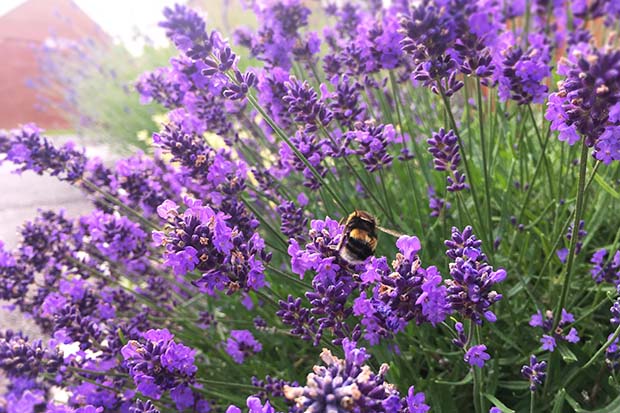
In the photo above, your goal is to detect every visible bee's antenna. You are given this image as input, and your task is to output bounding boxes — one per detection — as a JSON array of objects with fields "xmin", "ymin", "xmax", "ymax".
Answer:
[{"xmin": 377, "ymin": 226, "xmax": 404, "ymax": 238}]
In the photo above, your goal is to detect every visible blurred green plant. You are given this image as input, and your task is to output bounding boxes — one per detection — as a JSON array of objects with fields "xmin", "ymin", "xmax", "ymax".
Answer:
[{"xmin": 37, "ymin": 0, "xmax": 260, "ymax": 154}]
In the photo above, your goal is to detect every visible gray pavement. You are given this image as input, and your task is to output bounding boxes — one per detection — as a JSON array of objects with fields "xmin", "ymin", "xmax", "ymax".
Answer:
[{"xmin": 0, "ymin": 141, "xmax": 115, "ymax": 394}]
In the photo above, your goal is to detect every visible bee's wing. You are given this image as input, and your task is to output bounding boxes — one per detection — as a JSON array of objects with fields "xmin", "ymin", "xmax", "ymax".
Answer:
[{"xmin": 377, "ymin": 226, "xmax": 404, "ymax": 238}]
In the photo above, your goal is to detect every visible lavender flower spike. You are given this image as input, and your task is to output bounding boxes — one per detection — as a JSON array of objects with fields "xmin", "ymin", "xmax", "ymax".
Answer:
[
  {"xmin": 427, "ymin": 128, "xmax": 468, "ymax": 192},
  {"xmin": 445, "ymin": 226, "xmax": 506, "ymax": 324},
  {"xmin": 521, "ymin": 355, "xmax": 547, "ymax": 391}
]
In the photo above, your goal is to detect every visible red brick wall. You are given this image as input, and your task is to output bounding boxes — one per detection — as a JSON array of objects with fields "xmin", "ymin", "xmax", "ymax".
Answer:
[{"xmin": 0, "ymin": 0, "xmax": 108, "ymax": 129}]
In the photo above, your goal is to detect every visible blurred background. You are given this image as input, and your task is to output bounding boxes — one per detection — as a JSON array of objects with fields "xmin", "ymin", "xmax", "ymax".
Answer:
[
  {"xmin": 0, "ymin": 0, "xmax": 259, "ymax": 244},
  {"xmin": 0, "ymin": 0, "xmax": 257, "ymax": 148}
]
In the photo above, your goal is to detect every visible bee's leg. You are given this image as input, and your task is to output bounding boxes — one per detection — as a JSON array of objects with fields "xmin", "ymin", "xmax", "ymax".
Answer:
[{"xmin": 333, "ymin": 232, "xmax": 346, "ymax": 252}]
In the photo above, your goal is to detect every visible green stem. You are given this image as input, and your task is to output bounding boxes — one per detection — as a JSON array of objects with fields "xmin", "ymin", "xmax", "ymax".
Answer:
[
  {"xmin": 267, "ymin": 264, "xmax": 312, "ymax": 289},
  {"xmin": 195, "ymin": 378, "xmax": 260, "ymax": 391},
  {"xmin": 562, "ymin": 323, "xmax": 620, "ymax": 388},
  {"xmin": 378, "ymin": 168, "xmax": 395, "ymax": 223},
  {"xmin": 240, "ymin": 194, "xmax": 288, "ymax": 252},
  {"xmin": 530, "ymin": 391, "xmax": 535, "ymax": 413},
  {"xmin": 476, "ymin": 79, "xmax": 493, "ymax": 252},
  {"xmin": 471, "ymin": 321, "xmax": 483, "ymax": 413},
  {"xmin": 390, "ymin": 84, "xmax": 426, "ymax": 235},
  {"xmin": 438, "ymin": 83, "xmax": 487, "ymax": 247},
  {"xmin": 81, "ymin": 179, "xmax": 158, "ymax": 231},
  {"xmin": 552, "ymin": 140, "xmax": 589, "ymax": 331},
  {"xmin": 582, "ymin": 323, "xmax": 620, "ymax": 371},
  {"xmin": 319, "ymin": 125, "xmax": 392, "ymax": 223},
  {"xmin": 533, "ymin": 162, "xmax": 600, "ymax": 291},
  {"xmin": 474, "ymin": 324, "xmax": 486, "ymax": 412},
  {"xmin": 515, "ymin": 126, "xmax": 551, "ymax": 224},
  {"xmin": 242, "ymin": 91, "xmax": 349, "ymax": 214},
  {"xmin": 528, "ymin": 105, "xmax": 555, "ymax": 199}
]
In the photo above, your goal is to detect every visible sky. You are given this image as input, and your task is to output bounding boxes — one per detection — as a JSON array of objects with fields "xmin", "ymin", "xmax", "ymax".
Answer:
[{"xmin": 0, "ymin": 0, "xmax": 186, "ymax": 54}]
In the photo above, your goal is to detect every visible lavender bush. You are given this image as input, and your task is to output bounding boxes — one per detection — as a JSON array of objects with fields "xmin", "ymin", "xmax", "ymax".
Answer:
[{"xmin": 2, "ymin": 1, "xmax": 620, "ymax": 412}]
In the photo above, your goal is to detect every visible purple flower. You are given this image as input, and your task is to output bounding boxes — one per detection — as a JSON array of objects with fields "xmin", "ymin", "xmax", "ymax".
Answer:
[
  {"xmin": 162, "ymin": 341, "xmax": 198, "ymax": 376},
  {"xmin": 399, "ymin": 2, "xmax": 464, "ymax": 95},
  {"xmin": 445, "ymin": 226, "xmax": 506, "ymax": 324},
  {"xmin": 0, "ymin": 331, "xmax": 62, "ymax": 378},
  {"xmin": 159, "ymin": 4, "xmax": 215, "ymax": 60},
  {"xmin": 121, "ymin": 329, "xmax": 197, "ymax": 402},
  {"xmin": 135, "ymin": 67, "xmax": 184, "ymax": 107},
  {"xmin": 40, "ymin": 292, "xmax": 67, "ymax": 318},
  {"xmin": 277, "ymin": 131, "xmax": 329, "ymax": 190},
  {"xmin": 428, "ymin": 186, "xmax": 451, "ymax": 218},
  {"xmin": 276, "ymin": 295, "xmax": 318, "ymax": 344},
  {"xmin": 326, "ymin": 75, "xmax": 365, "ymax": 127},
  {"xmin": 565, "ymin": 328, "xmax": 580, "ymax": 343},
  {"xmin": 605, "ymin": 334, "xmax": 620, "ymax": 373},
  {"xmin": 256, "ymin": 66, "xmax": 293, "ymax": 129},
  {"xmin": 109, "ymin": 152, "xmax": 182, "ymax": 216},
  {"xmin": 156, "ymin": 197, "xmax": 269, "ymax": 294},
  {"xmin": 354, "ymin": 237, "xmax": 448, "ymax": 344},
  {"xmin": 80, "ymin": 210, "xmax": 147, "ymax": 263},
  {"xmin": 556, "ymin": 248, "xmax": 569, "ymax": 264},
  {"xmin": 427, "ymin": 128, "xmax": 468, "ymax": 192},
  {"xmin": 465, "ymin": 344, "xmax": 491, "ymax": 368},
  {"xmin": 395, "ymin": 235, "xmax": 422, "ymax": 262},
  {"xmin": 237, "ymin": 0, "xmax": 311, "ymax": 69},
  {"xmin": 226, "ymin": 396, "xmax": 279, "ymax": 413},
  {"xmin": 565, "ymin": 220, "xmax": 586, "ymax": 255},
  {"xmin": 406, "ymin": 386, "xmax": 431, "ymax": 413},
  {"xmin": 279, "ymin": 217, "xmax": 361, "ymax": 344},
  {"xmin": 3, "ymin": 124, "xmax": 87, "ymax": 182},
  {"xmin": 530, "ymin": 309, "xmax": 580, "ymax": 352},
  {"xmin": 541, "ymin": 335, "xmax": 557, "ymax": 352},
  {"xmin": 594, "ymin": 126, "xmax": 620, "ymax": 164},
  {"xmin": 521, "ymin": 355, "xmax": 547, "ymax": 391},
  {"xmin": 251, "ymin": 375, "xmax": 297, "ymax": 401},
  {"xmin": 547, "ymin": 43, "xmax": 620, "ymax": 155},
  {"xmin": 277, "ymin": 200, "xmax": 308, "ymax": 242},
  {"xmin": 360, "ymin": 256, "xmax": 388, "ymax": 285},
  {"xmin": 347, "ymin": 121, "xmax": 395, "ymax": 172},
  {"xmin": 1, "ymin": 378, "xmax": 45, "ymax": 413},
  {"xmin": 223, "ymin": 70, "xmax": 257, "ymax": 101},
  {"xmin": 284, "ymin": 339, "xmax": 423, "ymax": 412},
  {"xmin": 546, "ymin": 93, "xmax": 581, "ymax": 145},
  {"xmin": 611, "ymin": 292, "xmax": 620, "ymax": 325},
  {"xmin": 591, "ymin": 248, "xmax": 620, "ymax": 284},
  {"xmin": 283, "ymin": 77, "xmax": 332, "ymax": 132},
  {"xmin": 129, "ymin": 399, "xmax": 160, "ymax": 413},
  {"xmin": 496, "ymin": 33, "xmax": 551, "ymax": 105},
  {"xmin": 225, "ymin": 330, "xmax": 262, "ymax": 364},
  {"xmin": 452, "ymin": 322, "xmax": 468, "ymax": 349}
]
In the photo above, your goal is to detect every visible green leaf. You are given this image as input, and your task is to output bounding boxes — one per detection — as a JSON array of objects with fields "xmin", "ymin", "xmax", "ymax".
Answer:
[
  {"xmin": 552, "ymin": 389, "xmax": 566, "ymax": 413},
  {"xmin": 483, "ymin": 393, "xmax": 515, "ymax": 413},
  {"xmin": 428, "ymin": 382, "xmax": 458, "ymax": 413},
  {"xmin": 117, "ymin": 328, "xmax": 127, "ymax": 346},
  {"xmin": 557, "ymin": 343, "xmax": 578, "ymax": 363},
  {"xmin": 565, "ymin": 392, "xmax": 620, "ymax": 412},
  {"xmin": 434, "ymin": 372, "xmax": 472, "ymax": 385},
  {"xmin": 594, "ymin": 173, "xmax": 620, "ymax": 199},
  {"xmin": 565, "ymin": 393, "xmax": 585, "ymax": 412},
  {"xmin": 498, "ymin": 381, "xmax": 530, "ymax": 390}
]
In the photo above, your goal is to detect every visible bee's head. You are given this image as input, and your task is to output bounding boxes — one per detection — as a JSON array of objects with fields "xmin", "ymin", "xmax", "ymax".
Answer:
[{"xmin": 352, "ymin": 210, "xmax": 376, "ymax": 225}]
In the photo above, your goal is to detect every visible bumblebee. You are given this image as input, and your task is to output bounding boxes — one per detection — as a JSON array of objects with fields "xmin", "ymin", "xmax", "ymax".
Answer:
[{"xmin": 337, "ymin": 210, "xmax": 402, "ymax": 264}]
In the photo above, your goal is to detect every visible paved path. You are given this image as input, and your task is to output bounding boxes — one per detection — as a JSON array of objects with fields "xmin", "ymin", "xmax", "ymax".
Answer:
[
  {"xmin": 0, "ymin": 141, "xmax": 116, "ymax": 393},
  {"xmin": 0, "ymin": 140, "xmax": 117, "ymax": 395}
]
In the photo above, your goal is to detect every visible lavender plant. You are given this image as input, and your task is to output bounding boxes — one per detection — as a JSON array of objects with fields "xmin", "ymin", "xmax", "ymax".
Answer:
[{"xmin": 3, "ymin": 1, "xmax": 620, "ymax": 412}]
